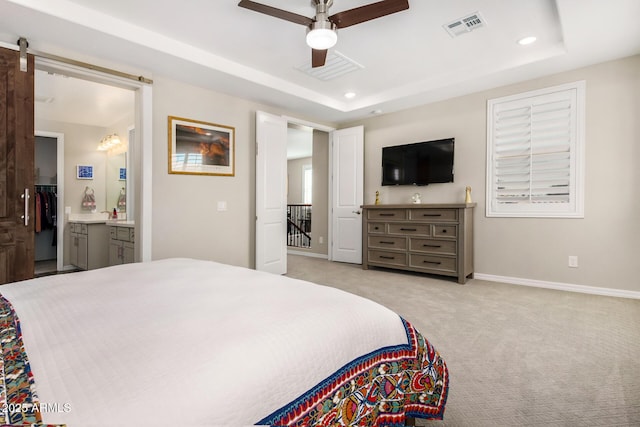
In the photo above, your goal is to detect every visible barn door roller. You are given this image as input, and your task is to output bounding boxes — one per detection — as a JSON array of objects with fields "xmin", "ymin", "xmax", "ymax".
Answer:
[{"xmin": 17, "ymin": 37, "xmax": 28, "ymax": 72}]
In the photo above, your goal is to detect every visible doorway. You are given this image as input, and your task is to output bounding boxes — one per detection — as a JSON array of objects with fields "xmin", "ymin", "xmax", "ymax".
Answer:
[
  {"xmin": 34, "ymin": 132, "xmax": 64, "ymax": 275},
  {"xmin": 286, "ymin": 124, "xmax": 330, "ymax": 258},
  {"xmin": 34, "ymin": 65, "xmax": 136, "ymax": 271},
  {"xmin": 255, "ymin": 112, "xmax": 363, "ymax": 274}
]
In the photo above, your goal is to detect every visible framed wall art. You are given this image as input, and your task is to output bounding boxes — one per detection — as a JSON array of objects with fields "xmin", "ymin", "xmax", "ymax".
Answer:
[
  {"xmin": 168, "ymin": 116, "xmax": 235, "ymax": 176},
  {"xmin": 76, "ymin": 165, "xmax": 94, "ymax": 180}
]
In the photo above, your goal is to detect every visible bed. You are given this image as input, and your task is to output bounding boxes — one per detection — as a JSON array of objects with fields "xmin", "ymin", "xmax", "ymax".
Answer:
[{"xmin": 0, "ymin": 258, "xmax": 448, "ymax": 426}]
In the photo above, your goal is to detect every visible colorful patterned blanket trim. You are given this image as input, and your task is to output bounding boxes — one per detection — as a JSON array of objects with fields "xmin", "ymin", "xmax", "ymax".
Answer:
[
  {"xmin": 257, "ymin": 318, "xmax": 448, "ymax": 426},
  {"xmin": 0, "ymin": 294, "xmax": 65, "ymax": 427}
]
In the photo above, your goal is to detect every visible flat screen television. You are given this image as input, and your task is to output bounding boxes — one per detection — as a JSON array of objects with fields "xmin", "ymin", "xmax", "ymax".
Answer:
[{"xmin": 381, "ymin": 138, "xmax": 454, "ymax": 186}]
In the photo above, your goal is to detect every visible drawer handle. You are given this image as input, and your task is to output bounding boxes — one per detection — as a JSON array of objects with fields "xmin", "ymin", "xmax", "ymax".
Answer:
[
  {"xmin": 380, "ymin": 255, "xmax": 395, "ymax": 260},
  {"xmin": 374, "ymin": 227, "xmax": 380, "ymax": 230},
  {"xmin": 400, "ymin": 228, "xmax": 417, "ymax": 231},
  {"xmin": 379, "ymin": 213, "xmax": 395, "ymax": 217},
  {"xmin": 423, "ymin": 213, "xmax": 442, "ymax": 217},
  {"xmin": 423, "ymin": 260, "xmax": 442, "ymax": 265},
  {"xmin": 380, "ymin": 241, "xmax": 395, "ymax": 245},
  {"xmin": 423, "ymin": 244, "xmax": 441, "ymax": 248},
  {"xmin": 441, "ymin": 229, "xmax": 448, "ymax": 233}
]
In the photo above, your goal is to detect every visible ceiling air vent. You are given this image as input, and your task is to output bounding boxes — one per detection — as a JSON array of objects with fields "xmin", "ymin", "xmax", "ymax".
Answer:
[
  {"xmin": 444, "ymin": 11, "xmax": 486, "ymax": 38},
  {"xmin": 297, "ymin": 51, "xmax": 363, "ymax": 81}
]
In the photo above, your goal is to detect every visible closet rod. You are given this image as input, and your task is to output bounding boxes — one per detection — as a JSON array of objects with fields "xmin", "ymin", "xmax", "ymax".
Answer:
[{"xmin": 2, "ymin": 38, "xmax": 153, "ymax": 84}]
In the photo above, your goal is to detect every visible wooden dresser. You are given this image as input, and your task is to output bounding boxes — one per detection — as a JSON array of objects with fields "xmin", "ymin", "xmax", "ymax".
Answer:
[{"xmin": 362, "ymin": 203, "xmax": 475, "ymax": 283}]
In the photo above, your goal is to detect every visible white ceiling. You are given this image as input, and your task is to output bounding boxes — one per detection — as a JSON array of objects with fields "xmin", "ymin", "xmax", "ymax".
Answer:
[
  {"xmin": 287, "ymin": 125, "xmax": 314, "ymax": 160},
  {"xmin": 1, "ymin": 0, "xmax": 639, "ymax": 125},
  {"xmin": 35, "ymin": 70, "xmax": 134, "ymax": 127}
]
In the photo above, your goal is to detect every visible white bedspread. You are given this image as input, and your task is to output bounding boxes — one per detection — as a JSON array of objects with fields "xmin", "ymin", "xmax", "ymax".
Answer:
[{"xmin": 0, "ymin": 258, "xmax": 408, "ymax": 426}]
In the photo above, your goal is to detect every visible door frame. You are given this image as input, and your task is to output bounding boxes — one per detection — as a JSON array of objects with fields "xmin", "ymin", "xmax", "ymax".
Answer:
[
  {"xmin": 34, "ymin": 56, "xmax": 153, "ymax": 263},
  {"xmin": 34, "ymin": 131, "xmax": 67, "ymax": 272},
  {"xmin": 282, "ymin": 116, "xmax": 338, "ymax": 260}
]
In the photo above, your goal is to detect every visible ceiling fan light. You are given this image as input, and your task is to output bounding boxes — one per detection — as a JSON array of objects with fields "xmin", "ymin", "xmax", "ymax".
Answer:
[{"xmin": 306, "ymin": 21, "xmax": 337, "ymax": 50}]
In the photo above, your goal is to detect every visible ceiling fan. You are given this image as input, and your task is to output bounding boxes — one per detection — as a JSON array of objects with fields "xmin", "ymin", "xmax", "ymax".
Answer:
[{"xmin": 238, "ymin": 0, "xmax": 410, "ymax": 68}]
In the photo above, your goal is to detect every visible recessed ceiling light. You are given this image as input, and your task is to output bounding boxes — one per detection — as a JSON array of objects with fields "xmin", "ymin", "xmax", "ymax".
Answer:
[
  {"xmin": 371, "ymin": 109, "xmax": 383, "ymax": 115},
  {"xmin": 518, "ymin": 36, "xmax": 537, "ymax": 46},
  {"xmin": 344, "ymin": 91, "xmax": 356, "ymax": 99}
]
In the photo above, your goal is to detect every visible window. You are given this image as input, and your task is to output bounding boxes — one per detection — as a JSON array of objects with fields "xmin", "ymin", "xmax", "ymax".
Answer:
[
  {"xmin": 303, "ymin": 165, "xmax": 313, "ymax": 204},
  {"xmin": 486, "ymin": 81, "xmax": 585, "ymax": 218}
]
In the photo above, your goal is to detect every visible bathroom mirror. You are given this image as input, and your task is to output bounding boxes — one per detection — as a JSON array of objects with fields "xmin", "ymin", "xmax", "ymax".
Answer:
[{"xmin": 106, "ymin": 152, "xmax": 126, "ymax": 214}]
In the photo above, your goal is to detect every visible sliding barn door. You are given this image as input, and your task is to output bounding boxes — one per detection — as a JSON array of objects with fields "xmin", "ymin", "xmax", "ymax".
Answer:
[{"xmin": 0, "ymin": 47, "xmax": 35, "ymax": 284}]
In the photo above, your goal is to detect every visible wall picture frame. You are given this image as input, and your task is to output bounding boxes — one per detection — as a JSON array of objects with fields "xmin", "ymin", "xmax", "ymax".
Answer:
[
  {"xmin": 76, "ymin": 165, "xmax": 94, "ymax": 180},
  {"xmin": 168, "ymin": 116, "xmax": 235, "ymax": 176}
]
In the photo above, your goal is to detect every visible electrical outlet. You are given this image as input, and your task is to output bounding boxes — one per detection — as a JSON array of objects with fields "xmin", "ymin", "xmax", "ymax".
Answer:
[{"xmin": 568, "ymin": 256, "xmax": 578, "ymax": 268}]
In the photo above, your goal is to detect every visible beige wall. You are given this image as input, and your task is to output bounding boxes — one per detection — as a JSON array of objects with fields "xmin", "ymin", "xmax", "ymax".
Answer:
[
  {"xmin": 36, "ymin": 53, "xmax": 639, "ymax": 294},
  {"xmin": 287, "ymin": 157, "xmax": 311, "ymax": 205},
  {"xmin": 149, "ymin": 76, "xmax": 334, "ymax": 267},
  {"xmin": 310, "ymin": 130, "xmax": 329, "ymax": 256},
  {"xmin": 344, "ymin": 55, "xmax": 640, "ymax": 292}
]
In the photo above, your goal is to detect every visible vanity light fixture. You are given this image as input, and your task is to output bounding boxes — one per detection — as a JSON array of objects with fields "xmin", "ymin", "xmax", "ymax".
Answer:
[{"xmin": 98, "ymin": 134, "xmax": 122, "ymax": 151}]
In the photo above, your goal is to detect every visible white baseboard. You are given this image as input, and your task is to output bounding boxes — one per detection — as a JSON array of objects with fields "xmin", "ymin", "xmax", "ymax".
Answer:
[
  {"xmin": 474, "ymin": 273, "xmax": 640, "ymax": 300},
  {"xmin": 287, "ymin": 250, "xmax": 328, "ymax": 260}
]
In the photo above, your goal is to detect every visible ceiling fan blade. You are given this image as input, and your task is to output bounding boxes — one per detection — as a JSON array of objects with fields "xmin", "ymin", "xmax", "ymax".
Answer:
[
  {"xmin": 311, "ymin": 49, "xmax": 328, "ymax": 68},
  {"xmin": 329, "ymin": 0, "xmax": 409, "ymax": 28},
  {"xmin": 238, "ymin": 0, "xmax": 314, "ymax": 26}
]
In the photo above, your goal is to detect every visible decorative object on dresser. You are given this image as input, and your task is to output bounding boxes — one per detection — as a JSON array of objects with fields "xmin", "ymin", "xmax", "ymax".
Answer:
[{"xmin": 362, "ymin": 203, "xmax": 475, "ymax": 284}]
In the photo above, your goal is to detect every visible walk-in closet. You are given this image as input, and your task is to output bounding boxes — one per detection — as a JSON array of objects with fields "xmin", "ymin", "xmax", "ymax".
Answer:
[{"xmin": 34, "ymin": 135, "xmax": 58, "ymax": 276}]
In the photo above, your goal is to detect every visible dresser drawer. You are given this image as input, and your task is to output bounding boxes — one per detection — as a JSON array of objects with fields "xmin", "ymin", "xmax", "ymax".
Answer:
[
  {"xmin": 367, "ymin": 209, "xmax": 406, "ymax": 220},
  {"xmin": 409, "ymin": 208, "xmax": 458, "ymax": 222},
  {"xmin": 388, "ymin": 223, "xmax": 430, "ymax": 236},
  {"xmin": 433, "ymin": 225, "xmax": 457, "ymax": 238},
  {"xmin": 410, "ymin": 238, "xmax": 456, "ymax": 255},
  {"xmin": 368, "ymin": 222, "xmax": 386, "ymax": 233},
  {"xmin": 368, "ymin": 250, "xmax": 407, "ymax": 267},
  {"xmin": 368, "ymin": 235, "xmax": 407, "ymax": 250},
  {"xmin": 409, "ymin": 254, "xmax": 457, "ymax": 273}
]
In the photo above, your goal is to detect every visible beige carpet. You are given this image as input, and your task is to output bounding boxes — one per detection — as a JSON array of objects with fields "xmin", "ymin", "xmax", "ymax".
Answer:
[{"xmin": 286, "ymin": 255, "xmax": 640, "ymax": 427}]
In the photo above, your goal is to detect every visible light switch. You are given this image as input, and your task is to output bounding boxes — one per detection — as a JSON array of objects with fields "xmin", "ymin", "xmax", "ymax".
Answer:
[{"xmin": 217, "ymin": 201, "xmax": 227, "ymax": 211}]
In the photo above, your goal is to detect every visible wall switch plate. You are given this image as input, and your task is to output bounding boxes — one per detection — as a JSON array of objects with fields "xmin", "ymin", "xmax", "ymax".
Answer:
[
  {"xmin": 217, "ymin": 201, "xmax": 227, "ymax": 211},
  {"xmin": 568, "ymin": 256, "xmax": 578, "ymax": 268},
  {"xmin": 319, "ymin": 236, "xmax": 323, "ymax": 244}
]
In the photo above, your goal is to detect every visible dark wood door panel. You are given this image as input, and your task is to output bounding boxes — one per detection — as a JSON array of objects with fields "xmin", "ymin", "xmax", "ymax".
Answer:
[{"xmin": 0, "ymin": 47, "xmax": 34, "ymax": 284}]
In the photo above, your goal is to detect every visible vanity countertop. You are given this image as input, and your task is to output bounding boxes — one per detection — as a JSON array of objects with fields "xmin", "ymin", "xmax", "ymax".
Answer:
[
  {"xmin": 106, "ymin": 220, "xmax": 135, "ymax": 228},
  {"xmin": 68, "ymin": 218, "xmax": 107, "ymax": 224},
  {"xmin": 68, "ymin": 213, "xmax": 109, "ymax": 224}
]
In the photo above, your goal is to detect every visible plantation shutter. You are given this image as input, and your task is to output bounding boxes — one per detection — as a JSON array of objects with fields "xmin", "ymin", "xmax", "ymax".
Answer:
[{"xmin": 486, "ymin": 81, "xmax": 585, "ymax": 218}]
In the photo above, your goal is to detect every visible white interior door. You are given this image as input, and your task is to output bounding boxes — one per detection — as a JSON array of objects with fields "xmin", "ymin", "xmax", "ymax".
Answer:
[
  {"xmin": 331, "ymin": 126, "xmax": 364, "ymax": 264},
  {"xmin": 255, "ymin": 111, "xmax": 288, "ymax": 274}
]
